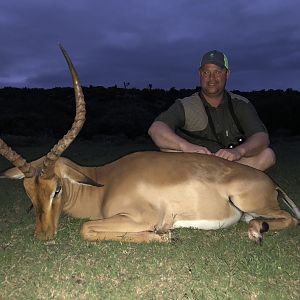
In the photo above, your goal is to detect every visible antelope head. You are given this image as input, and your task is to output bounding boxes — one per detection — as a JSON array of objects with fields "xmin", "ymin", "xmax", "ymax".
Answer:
[{"xmin": 0, "ymin": 45, "xmax": 86, "ymax": 240}]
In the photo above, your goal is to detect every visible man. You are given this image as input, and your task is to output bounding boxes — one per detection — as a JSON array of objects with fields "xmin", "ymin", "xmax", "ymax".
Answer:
[{"xmin": 148, "ymin": 50, "xmax": 275, "ymax": 171}]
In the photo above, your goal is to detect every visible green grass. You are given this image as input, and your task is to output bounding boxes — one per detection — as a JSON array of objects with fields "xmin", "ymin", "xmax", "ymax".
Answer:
[{"xmin": 1, "ymin": 137, "xmax": 300, "ymax": 299}]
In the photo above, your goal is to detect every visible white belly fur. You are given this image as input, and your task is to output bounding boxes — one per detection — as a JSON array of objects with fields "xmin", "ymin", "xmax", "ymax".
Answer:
[{"xmin": 172, "ymin": 211, "xmax": 242, "ymax": 230}]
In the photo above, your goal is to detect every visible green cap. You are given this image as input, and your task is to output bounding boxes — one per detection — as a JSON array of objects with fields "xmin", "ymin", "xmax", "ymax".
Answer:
[{"xmin": 201, "ymin": 50, "xmax": 229, "ymax": 69}]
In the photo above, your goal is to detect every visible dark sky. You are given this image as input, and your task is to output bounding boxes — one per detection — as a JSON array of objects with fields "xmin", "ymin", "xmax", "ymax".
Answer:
[{"xmin": 1, "ymin": 0, "xmax": 299, "ymax": 91}]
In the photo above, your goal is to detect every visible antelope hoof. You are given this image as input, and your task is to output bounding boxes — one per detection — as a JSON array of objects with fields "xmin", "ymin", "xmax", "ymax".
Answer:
[
  {"xmin": 34, "ymin": 231, "xmax": 57, "ymax": 241},
  {"xmin": 255, "ymin": 236, "xmax": 263, "ymax": 246},
  {"xmin": 169, "ymin": 230, "xmax": 180, "ymax": 243},
  {"xmin": 248, "ymin": 221, "xmax": 269, "ymax": 245},
  {"xmin": 248, "ymin": 228, "xmax": 263, "ymax": 245},
  {"xmin": 260, "ymin": 221, "xmax": 269, "ymax": 233}
]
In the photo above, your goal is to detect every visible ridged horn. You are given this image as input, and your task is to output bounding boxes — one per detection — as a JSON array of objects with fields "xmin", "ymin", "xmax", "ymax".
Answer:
[
  {"xmin": 0, "ymin": 139, "xmax": 36, "ymax": 177},
  {"xmin": 40, "ymin": 45, "xmax": 86, "ymax": 178}
]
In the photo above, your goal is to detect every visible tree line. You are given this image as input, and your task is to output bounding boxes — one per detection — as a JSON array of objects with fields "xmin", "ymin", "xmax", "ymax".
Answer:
[{"xmin": 0, "ymin": 86, "xmax": 299, "ymax": 140}]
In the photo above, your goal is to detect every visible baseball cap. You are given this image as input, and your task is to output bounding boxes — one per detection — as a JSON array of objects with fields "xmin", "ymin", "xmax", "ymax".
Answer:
[{"xmin": 200, "ymin": 50, "xmax": 229, "ymax": 69}]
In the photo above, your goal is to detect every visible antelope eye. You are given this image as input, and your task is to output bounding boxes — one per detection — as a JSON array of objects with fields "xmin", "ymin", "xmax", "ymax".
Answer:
[{"xmin": 54, "ymin": 185, "xmax": 62, "ymax": 198}]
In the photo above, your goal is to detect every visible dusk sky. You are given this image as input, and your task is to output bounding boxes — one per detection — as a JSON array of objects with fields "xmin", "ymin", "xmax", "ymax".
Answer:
[{"xmin": 1, "ymin": 0, "xmax": 299, "ymax": 91}]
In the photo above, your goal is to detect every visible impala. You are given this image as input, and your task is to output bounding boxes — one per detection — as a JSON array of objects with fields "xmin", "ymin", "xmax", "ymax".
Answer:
[{"xmin": 1, "ymin": 46, "xmax": 299, "ymax": 244}]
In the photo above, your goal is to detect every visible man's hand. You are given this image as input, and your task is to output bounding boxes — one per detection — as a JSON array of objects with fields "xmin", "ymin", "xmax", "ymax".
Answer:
[
  {"xmin": 181, "ymin": 144, "xmax": 212, "ymax": 155},
  {"xmin": 214, "ymin": 148, "xmax": 243, "ymax": 161}
]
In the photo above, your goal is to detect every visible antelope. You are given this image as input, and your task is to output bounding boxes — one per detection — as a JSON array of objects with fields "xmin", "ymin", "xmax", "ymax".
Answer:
[{"xmin": 1, "ymin": 46, "xmax": 299, "ymax": 245}]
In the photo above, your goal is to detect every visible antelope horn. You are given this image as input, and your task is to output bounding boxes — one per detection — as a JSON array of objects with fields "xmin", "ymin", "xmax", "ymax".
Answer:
[
  {"xmin": 40, "ymin": 45, "xmax": 86, "ymax": 178},
  {"xmin": 0, "ymin": 139, "xmax": 36, "ymax": 177}
]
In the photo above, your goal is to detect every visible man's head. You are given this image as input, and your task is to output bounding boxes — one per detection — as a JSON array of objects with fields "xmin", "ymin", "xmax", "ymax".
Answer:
[{"xmin": 199, "ymin": 50, "xmax": 230, "ymax": 98}]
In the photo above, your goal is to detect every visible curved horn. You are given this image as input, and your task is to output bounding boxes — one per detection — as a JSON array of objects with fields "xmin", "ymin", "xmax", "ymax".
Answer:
[
  {"xmin": 40, "ymin": 45, "xmax": 86, "ymax": 178},
  {"xmin": 0, "ymin": 139, "xmax": 36, "ymax": 177}
]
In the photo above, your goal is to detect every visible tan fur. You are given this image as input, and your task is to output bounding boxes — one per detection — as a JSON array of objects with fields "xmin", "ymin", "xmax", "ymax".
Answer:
[{"xmin": 2, "ymin": 152, "xmax": 299, "ymax": 244}]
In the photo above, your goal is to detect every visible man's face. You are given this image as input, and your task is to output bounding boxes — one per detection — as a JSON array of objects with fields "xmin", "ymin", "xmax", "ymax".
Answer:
[{"xmin": 199, "ymin": 64, "xmax": 229, "ymax": 97}]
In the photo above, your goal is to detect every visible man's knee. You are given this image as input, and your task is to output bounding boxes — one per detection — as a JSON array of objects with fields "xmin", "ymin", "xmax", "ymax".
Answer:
[
  {"xmin": 252, "ymin": 147, "xmax": 276, "ymax": 171},
  {"xmin": 237, "ymin": 147, "xmax": 276, "ymax": 171},
  {"xmin": 263, "ymin": 147, "xmax": 276, "ymax": 168}
]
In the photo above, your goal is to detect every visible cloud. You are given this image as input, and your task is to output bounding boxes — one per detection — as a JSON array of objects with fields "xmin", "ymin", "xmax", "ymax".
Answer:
[{"xmin": 0, "ymin": 0, "xmax": 299, "ymax": 91}]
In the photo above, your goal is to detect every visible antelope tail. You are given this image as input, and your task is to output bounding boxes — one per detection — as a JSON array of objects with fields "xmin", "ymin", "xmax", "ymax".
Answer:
[{"xmin": 277, "ymin": 186, "xmax": 300, "ymax": 220}]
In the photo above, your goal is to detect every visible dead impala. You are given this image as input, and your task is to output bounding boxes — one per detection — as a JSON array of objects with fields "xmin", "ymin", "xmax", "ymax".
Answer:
[{"xmin": 1, "ymin": 46, "xmax": 299, "ymax": 244}]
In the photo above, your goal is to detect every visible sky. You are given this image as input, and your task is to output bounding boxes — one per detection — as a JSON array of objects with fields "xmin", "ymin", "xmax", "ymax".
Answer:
[{"xmin": 0, "ymin": 0, "xmax": 299, "ymax": 92}]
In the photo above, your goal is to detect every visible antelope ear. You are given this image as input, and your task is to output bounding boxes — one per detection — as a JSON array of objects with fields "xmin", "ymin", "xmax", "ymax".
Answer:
[
  {"xmin": 59, "ymin": 164, "xmax": 103, "ymax": 187},
  {"xmin": 0, "ymin": 167, "xmax": 25, "ymax": 179},
  {"xmin": 0, "ymin": 156, "xmax": 46, "ymax": 179}
]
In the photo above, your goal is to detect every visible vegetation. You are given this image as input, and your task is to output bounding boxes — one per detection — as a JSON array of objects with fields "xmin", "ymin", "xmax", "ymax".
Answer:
[
  {"xmin": 0, "ymin": 137, "xmax": 299, "ymax": 299},
  {"xmin": 0, "ymin": 87, "xmax": 299, "ymax": 140}
]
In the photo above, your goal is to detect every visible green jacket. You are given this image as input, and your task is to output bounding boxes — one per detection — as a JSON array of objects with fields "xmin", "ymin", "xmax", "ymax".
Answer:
[{"xmin": 155, "ymin": 91, "xmax": 267, "ymax": 152}]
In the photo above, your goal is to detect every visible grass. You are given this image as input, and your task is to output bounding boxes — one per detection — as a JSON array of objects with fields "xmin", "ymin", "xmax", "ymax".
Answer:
[{"xmin": 0, "ymin": 136, "xmax": 300, "ymax": 299}]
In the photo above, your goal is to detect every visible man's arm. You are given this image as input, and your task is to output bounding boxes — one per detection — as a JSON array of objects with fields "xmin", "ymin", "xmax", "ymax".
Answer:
[{"xmin": 148, "ymin": 121, "xmax": 212, "ymax": 154}]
